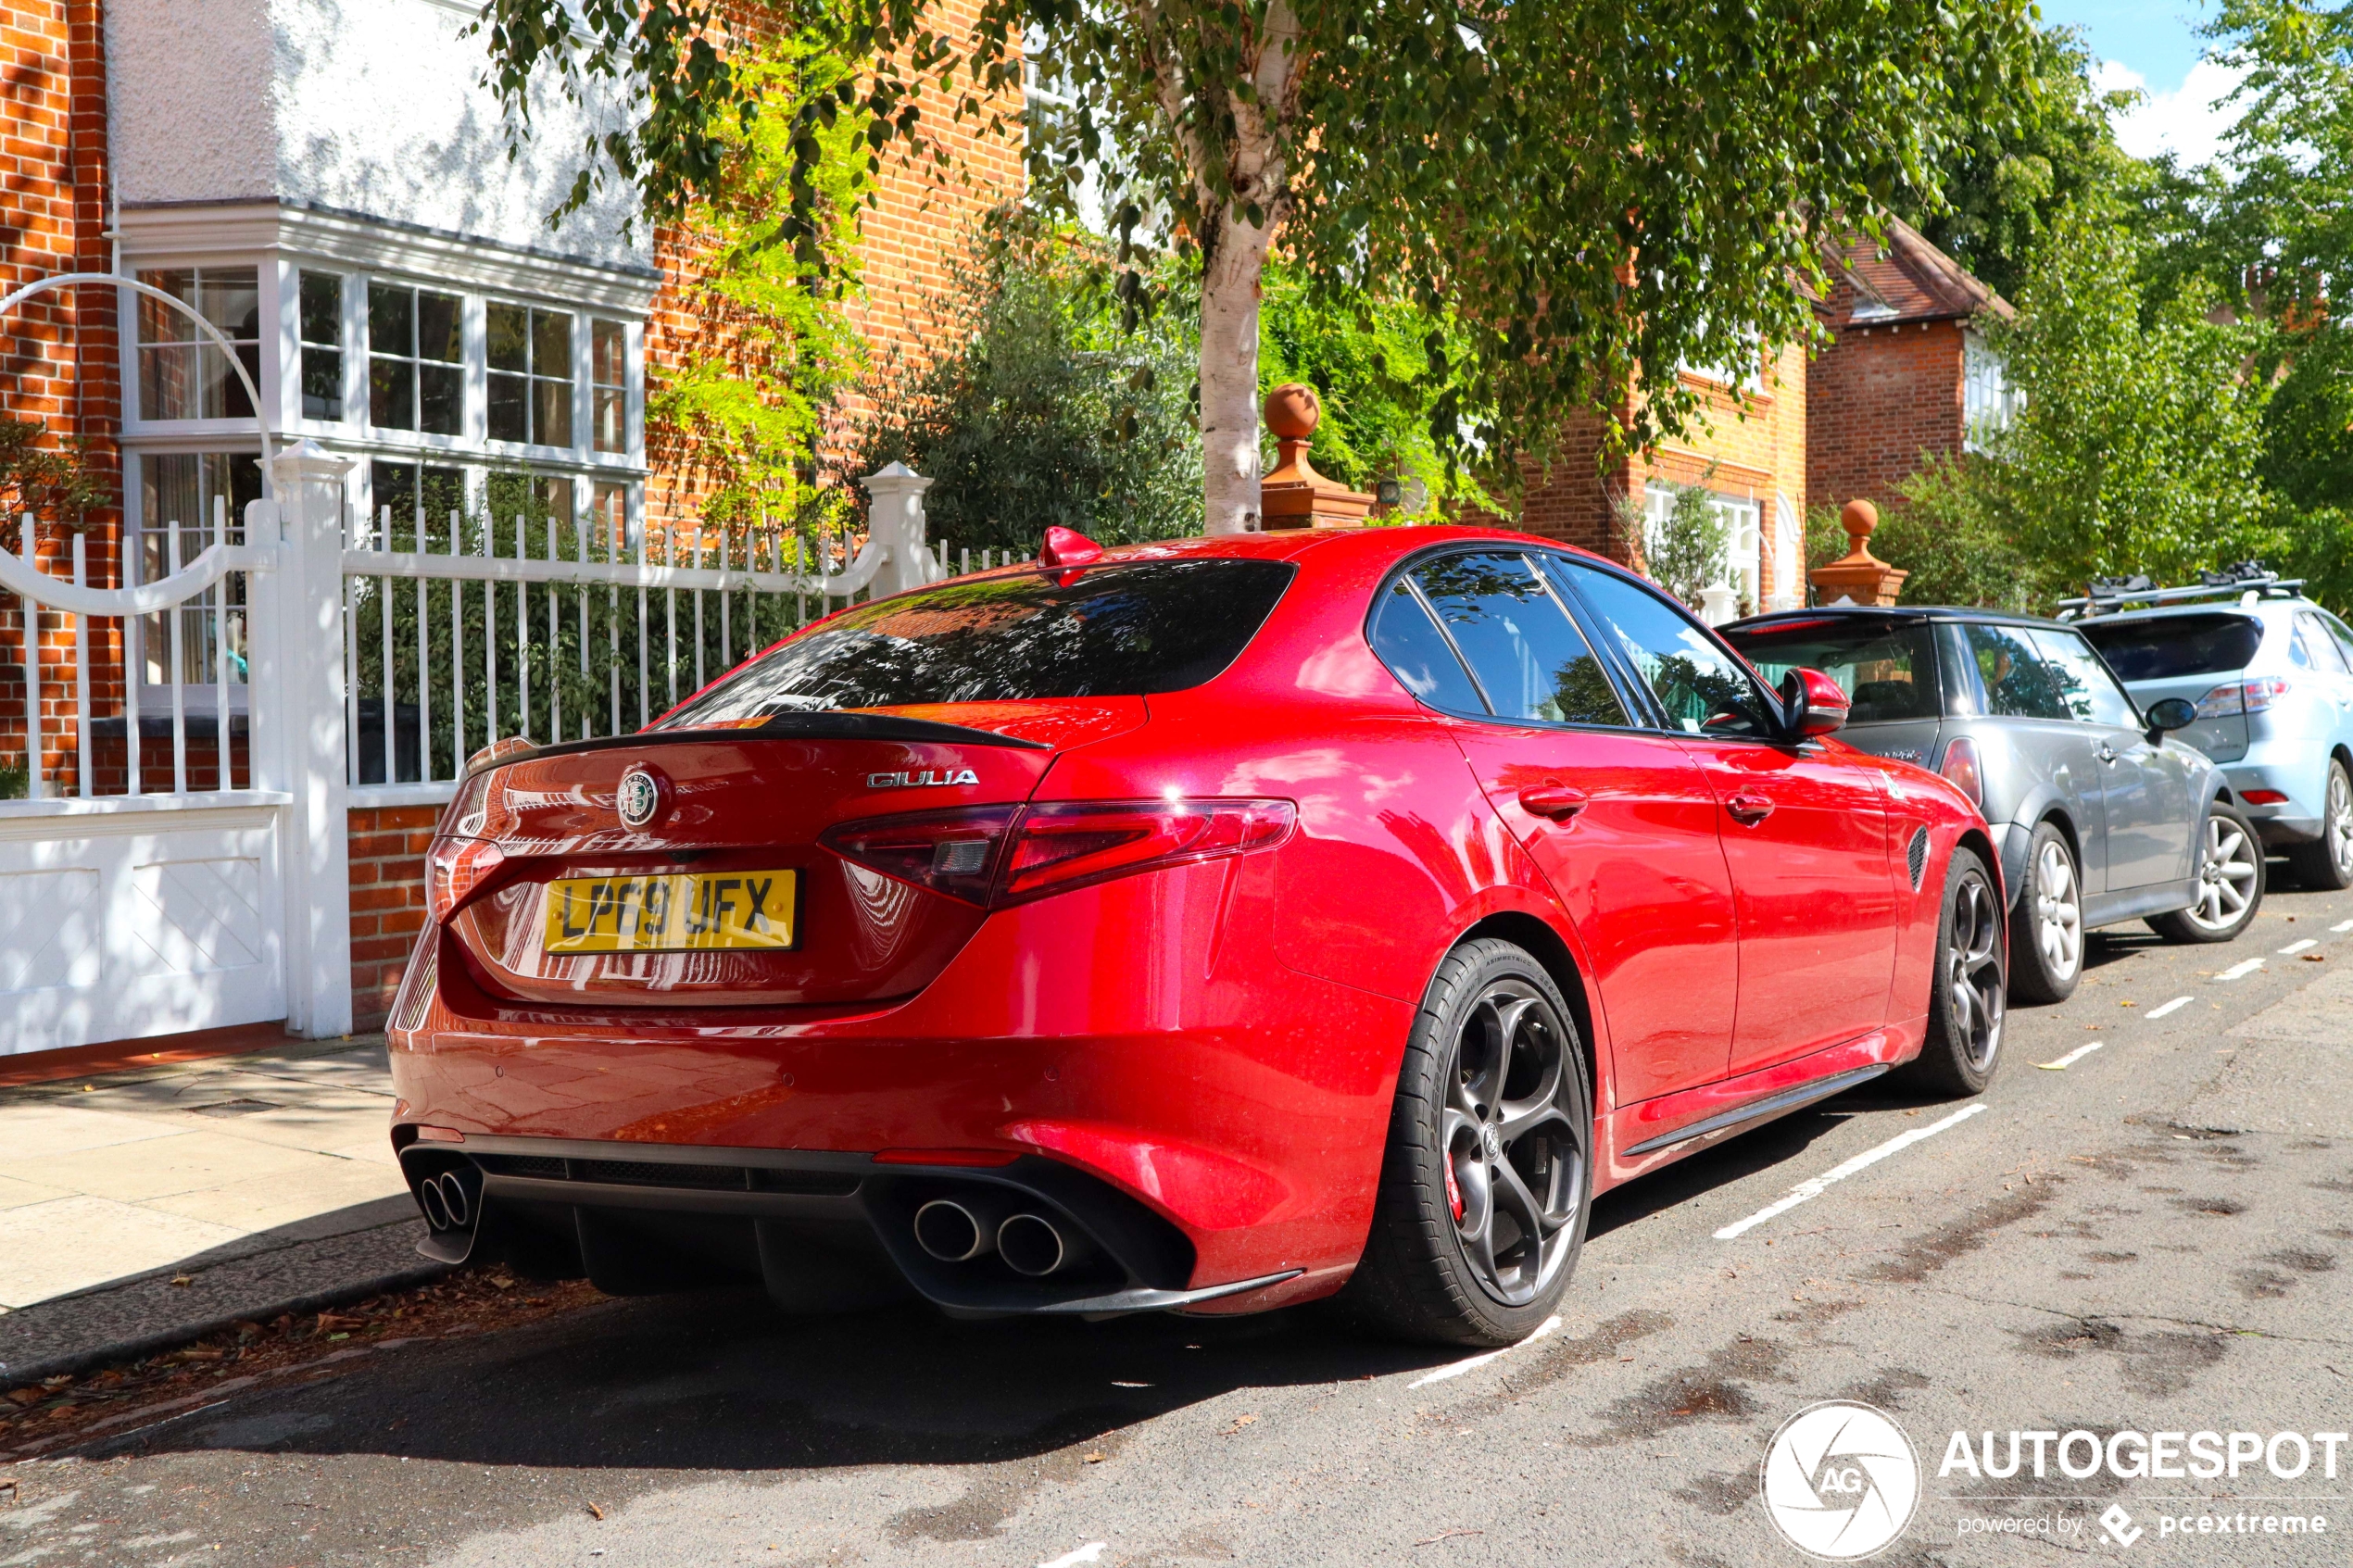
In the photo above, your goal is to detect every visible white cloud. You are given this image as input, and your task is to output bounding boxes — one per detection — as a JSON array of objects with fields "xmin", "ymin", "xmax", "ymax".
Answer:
[{"xmin": 2091, "ymin": 57, "xmax": 2249, "ymax": 168}]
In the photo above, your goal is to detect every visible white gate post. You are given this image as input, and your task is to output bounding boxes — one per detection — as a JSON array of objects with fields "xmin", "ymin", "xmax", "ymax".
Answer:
[
  {"xmin": 258, "ymin": 440, "xmax": 356, "ymax": 1038},
  {"xmin": 861, "ymin": 462, "xmax": 940, "ymax": 595}
]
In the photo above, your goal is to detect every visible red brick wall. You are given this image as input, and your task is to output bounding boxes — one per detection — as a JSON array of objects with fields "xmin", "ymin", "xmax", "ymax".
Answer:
[
  {"xmin": 0, "ymin": 0, "xmax": 120, "ymax": 784},
  {"xmin": 1806, "ymin": 316, "xmax": 1967, "ymax": 518},
  {"xmin": 348, "ymin": 805, "xmax": 437, "ymax": 1032}
]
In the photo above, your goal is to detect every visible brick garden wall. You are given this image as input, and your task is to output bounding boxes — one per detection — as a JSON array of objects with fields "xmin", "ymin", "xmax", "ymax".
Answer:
[
  {"xmin": 348, "ymin": 805, "xmax": 439, "ymax": 1032},
  {"xmin": 1806, "ymin": 317, "xmax": 1966, "ymax": 519}
]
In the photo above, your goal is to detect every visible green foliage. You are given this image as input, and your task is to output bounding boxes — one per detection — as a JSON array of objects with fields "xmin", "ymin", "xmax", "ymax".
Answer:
[
  {"xmin": 0, "ymin": 419, "xmax": 108, "ymax": 529},
  {"xmin": 1873, "ymin": 459, "xmax": 2043, "ymax": 612},
  {"xmin": 1617, "ymin": 480, "xmax": 1726, "ymax": 614},
  {"xmin": 1254, "ymin": 266, "xmax": 1496, "ymax": 518},
  {"xmin": 643, "ymin": 28, "xmax": 868, "ymax": 540},
  {"xmin": 1899, "ymin": 24, "xmax": 2149, "ymax": 302},
  {"xmin": 848, "ymin": 225, "xmax": 1202, "ymax": 556},
  {"xmin": 479, "ymin": 0, "xmax": 2040, "ymax": 490},
  {"xmin": 0, "ymin": 756, "xmax": 25, "ymax": 801}
]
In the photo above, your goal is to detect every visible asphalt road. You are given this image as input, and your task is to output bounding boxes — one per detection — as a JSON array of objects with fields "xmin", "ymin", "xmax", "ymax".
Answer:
[{"xmin": 11, "ymin": 883, "xmax": 2353, "ymax": 1568}]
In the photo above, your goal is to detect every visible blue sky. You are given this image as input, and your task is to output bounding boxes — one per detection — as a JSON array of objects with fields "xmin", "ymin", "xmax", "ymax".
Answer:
[{"xmin": 2033, "ymin": 0, "xmax": 2240, "ymax": 165}]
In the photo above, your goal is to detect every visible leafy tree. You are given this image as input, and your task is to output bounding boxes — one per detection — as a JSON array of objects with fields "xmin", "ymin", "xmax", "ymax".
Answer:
[
  {"xmin": 0, "ymin": 418, "xmax": 107, "ymax": 533},
  {"xmin": 1899, "ymin": 24, "xmax": 2147, "ymax": 302},
  {"xmin": 849, "ymin": 224, "xmax": 1202, "ymax": 555},
  {"xmin": 478, "ymin": 0, "xmax": 2038, "ymax": 533},
  {"xmin": 1614, "ymin": 479, "xmax": 1726, "ymax": 614}
]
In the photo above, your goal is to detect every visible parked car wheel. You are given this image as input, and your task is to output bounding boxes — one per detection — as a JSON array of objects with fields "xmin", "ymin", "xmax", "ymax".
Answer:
[
  {"xmin": 2150, "ymin": 799, "xmax": 2266, "ymax": 943},
  {"xmin": 2284, "ymin": 760, "xmax": 2353, "ymax": 892},
  {"xmin": 1904, "ymin": 847, "xmax": 2007, "ymax": 1097},
  {"xmin": 1343, "ymin": 939, "xmax": 1591, "ymax": 1347},
  {"xmin": 2008, "ymin": 822, "xmax": 2083, "ymax": 1004}
]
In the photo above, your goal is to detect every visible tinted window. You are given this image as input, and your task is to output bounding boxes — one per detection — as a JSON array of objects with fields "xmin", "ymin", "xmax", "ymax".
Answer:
[
  {"xmin": 653, "ymin": 559, "xmax": 1294, "ymax": 723},
  {"xmin": 1369, "ymin": 579, "xmax": 1485, "ymax": 715},
  {"xmin": 1721, "ymin": 619, "xmax": 1941, "ymax": 723},
  {"xmin": 1405, "ymin": 553, "xmax": 1630, "ymax": 726},
  {"xmin": 2296, "ymin": 612, "xmax": 2350, "ymax": 674},
  {"xmin": 2324, "ymin": 612, "xmax": 2353, "ymax": 671},
  {"xmin": 1550, "ymin": 558, "xmax": 1775, "ymax": 737},
  {"xmin": 2027, "ymin": 628, "xmax": 2140, "ymax": 727},
  {"xmin": 2078, "ymin": 613, "xmax": 2264, "ymax": 681},
  {"xmin": 1964, "ymin": 623, "xmax": 2072, "ymax": 721}
]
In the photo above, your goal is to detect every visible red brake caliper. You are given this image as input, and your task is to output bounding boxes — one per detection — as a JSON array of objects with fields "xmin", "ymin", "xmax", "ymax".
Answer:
[{"xmin": 1443, "ymin": 1153, "xmax": 1465, "ymax": 1223}]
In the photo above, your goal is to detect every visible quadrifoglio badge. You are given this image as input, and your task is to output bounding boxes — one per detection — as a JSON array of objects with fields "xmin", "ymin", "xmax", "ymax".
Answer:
[{"xmin": 1760, "ymin": 1404, "xmax": 2347, "ymax": 1557}]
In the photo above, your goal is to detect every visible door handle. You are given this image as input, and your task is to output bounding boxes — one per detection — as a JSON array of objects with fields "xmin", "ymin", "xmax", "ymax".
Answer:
[
  {"xmin": 2096, "ymin": 744, "xmax": 2120, "ymax": 764},
  {"xmin": 1726, "ymin": 794, "xmax": 1775, "ymax": 824},
  {"xmin": 1517, "ymin": 784, "xmax": 1590, "ymax": 821}
]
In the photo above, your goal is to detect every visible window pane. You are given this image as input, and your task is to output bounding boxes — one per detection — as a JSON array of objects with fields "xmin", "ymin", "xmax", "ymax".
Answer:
[
  {"xmin": 139, "ymin": 344, "xmax": 199, "ymax": 420},
  {"xmin": 486, "ymin": 372, "xmax": 528, "ymax": 443},
  {"xmin": 1410, "ymin": 552, "xmax": 1629, "ymax": 726},
  {"xmin": 368, "ymin": 283, "xmax": 414, "ymax": 357},
  {"xmin": 370, "ymin": 356, "xmax": 416, "ymax": 431},
  {"xmin": 419, "ymin": 362, "xmax": 464, "ymax": 436},
  {"xmin": 1369, "ymin": 580, "xmax": 1486, "ymax": 715},
  {"xmin": 371, "ymin": 462, "xmax": 417, "ymax": 538},
  {"xmin": 2078, "ymin": 613, "xmax": 2263, "ymax": 681},
  {"xmin": 202, "ymin": 344, "xmax": 259, "ymax": 420},
  {"xmin": 196, "ymin": 270, "xmax": 258, "ymax": 338},
  {"xmin": 485, "ymin": 303, "xmax": 529, "ymax": 372},
  {"xmin": 135, "ymin": 270, "xmax": 196, "ymax": 344},
  {"xmin": 537, "ymin": 476, "xmax": 575, "ymax": 525},
  {"xmin": 534, "ymin": 376, "xmax": 572, "ymax": 447},
  {"xmin": 592, "ymin": 320, "xmax": 626, "ymax": 386},
  {"xmin": 299, "ymin": 272, "xmax": 342, "ymax": 346},
  {"xmin": 421, "ymin": 467, "xmax": 467, "ymax": 536},
  {"xmin": 592, "ymin": 387, "xmax": 625, "ymax": 453},
  {"xmin": 1552, "ymin": 558, "xmax": 1773, "ymax": 736},
  {"xmin": 300, "ymin": 346, "xmax": 343, "ymax": 421},
  {"xmin": 532, "ymin": 309, "xmax": 573, "ymax": 379},
  {"xmin": 2027, "ymin": 629, "xmax": 2139, "ymax": 726},
  {"xmin": 1720, "ymin": 618, "xmax": 1942, "ymax": 723},
  {"xmin": 417, "ymin": 292, "xmax": 463, "ymax": 363},
  {"xmin": 1964, "ymin": 623, "xmax": 2073, "ymax": 721}
]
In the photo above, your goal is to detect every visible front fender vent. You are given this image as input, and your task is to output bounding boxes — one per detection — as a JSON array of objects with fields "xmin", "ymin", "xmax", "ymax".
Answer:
[{"xmin": 1906, "ymin": 826, "xmax": 1931, "ymax": 890}]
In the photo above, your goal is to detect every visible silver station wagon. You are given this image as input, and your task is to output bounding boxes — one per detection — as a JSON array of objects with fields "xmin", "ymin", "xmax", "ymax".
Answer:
[{"xmin": 1723, "ymin": 607, "xmax": 2262, "ymax": 1005}]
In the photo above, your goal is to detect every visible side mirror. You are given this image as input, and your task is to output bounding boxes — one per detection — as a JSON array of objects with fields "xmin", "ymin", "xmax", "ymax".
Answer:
[
  {"xmin": 2145, "ymin": 696, "xmax": 2196, "ymax": 736},
  {"xmin": 1780, "ymin": 667, "xmax": 1852, "ymax": 738}
]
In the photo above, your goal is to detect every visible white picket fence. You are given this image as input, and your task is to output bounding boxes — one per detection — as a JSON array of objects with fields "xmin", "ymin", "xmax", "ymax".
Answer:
[{"xmin": 0, "ymin": 445, "xmax": 975, "ymax": 1052}]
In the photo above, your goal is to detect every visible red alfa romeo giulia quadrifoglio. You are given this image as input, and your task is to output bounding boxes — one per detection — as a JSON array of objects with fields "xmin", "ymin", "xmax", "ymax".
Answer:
[{"xmin": 388, "ymin": 524, "xmax": 2002, "ymax": 1346}]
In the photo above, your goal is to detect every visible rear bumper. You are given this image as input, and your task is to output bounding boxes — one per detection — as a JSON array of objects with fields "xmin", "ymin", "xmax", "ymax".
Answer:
[
  {"xmin": 2221, "ymin": 756, "xmax": 2326, "ymax": 845},
  {"xmin": 396, "ymin": 1135, "xmax": 1302, "ymax": 1318}
]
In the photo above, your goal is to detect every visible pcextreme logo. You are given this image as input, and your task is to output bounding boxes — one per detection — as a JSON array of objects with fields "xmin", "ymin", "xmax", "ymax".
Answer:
[{"xmin": 1760, "ymin": 1401, "xmax": 1923, "ymax": 1560}]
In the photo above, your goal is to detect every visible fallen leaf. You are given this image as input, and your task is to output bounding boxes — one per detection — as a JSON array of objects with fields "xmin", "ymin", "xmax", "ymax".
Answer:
[
  {"xmin": 491, "ymin": 1277, "xmax": 516, "ymax": 1290},
  {"xmin": 1083, "ymin": 1452, "xmax": 1105, "ymax": 1464},
  {"xmin": 585, "ymin": 1502, "xmax": 606, "ymax": 1520},
  {"xmin": 2303, "ymin": 953, "xmax": 2325, "ymax": 962},
  {"xmin": 1220, "ymin": 1412, "xmax": 1260, "ymax": 1436},
  {"xmin": 170, "ymin": 1275, "xmax": 195, "ymax": 1288},
  {"xmin": 2120, "ymin": 999, "xmax": 2135, "ymax": 1007},
  {"xmin": 175, "ymin": 1348, "xmax": 224, "ymax": 1363},
  {"xmin": 4, "ymin": 1390, "xmax": 39, "ymax": 1408}
]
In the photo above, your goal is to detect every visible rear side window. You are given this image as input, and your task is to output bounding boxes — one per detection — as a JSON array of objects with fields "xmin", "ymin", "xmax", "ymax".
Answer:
[
  {"xmin": 2028, "ymin": 628, "xmax": 2141, "ymax": 727},
  {"xmin": 1721, "ymin": 619, "xmax": 1941, "ymax": 723},
  {"xmin": 1369, "ymin": 580, "xmax": 1485, "ymax": 714},
  {"xmin": 1403, "ymin": 552, "xmax": 1630, "ymax": 727},
  {"xmin": 2077, "ymin": 613, "xmax": 2263, "ymax": 681},
  {"xmin": 651, "ymin": 558, "xmax": 1295, "ymax": 725},
  {"xmin": 2296, "ymin": 612, "xmax": 2351, "ymax": 674},
  {"xmin": 1964, "ymin": 623, "xmax": 2072, "ymax": 721}
]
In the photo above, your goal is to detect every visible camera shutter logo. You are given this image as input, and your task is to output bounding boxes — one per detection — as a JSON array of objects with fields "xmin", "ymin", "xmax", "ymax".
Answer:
[
  {"xmin": 1759, "ymin": 1401, "xmax": 1921, "ymax": 1559},
  {"xmin": 617, "ymin": 766, "xmax": 666, "ymax": 830}
]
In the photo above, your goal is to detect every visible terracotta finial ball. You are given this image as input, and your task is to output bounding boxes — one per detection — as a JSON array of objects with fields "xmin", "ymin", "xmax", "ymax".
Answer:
[
  {"xmin": 1264, "ymin": 383, "xmax": 1322, "ymax": 440},
  {"xmin": 1841, "ymin": 497, "xmax": 1880, "ymax": 540}
]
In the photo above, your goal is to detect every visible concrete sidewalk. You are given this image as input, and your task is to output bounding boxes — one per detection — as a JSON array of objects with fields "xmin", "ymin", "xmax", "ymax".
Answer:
[{"xmin": 0, "ymin": 1035, "xmax": 443, "ymax": 1384}]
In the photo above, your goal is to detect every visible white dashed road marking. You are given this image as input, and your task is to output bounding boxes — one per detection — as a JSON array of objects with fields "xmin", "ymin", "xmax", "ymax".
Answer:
[
  {"xmin": 2334, "ymin": 919, "xmax": 2353, "ymax": 934},
  {"xmin": 1038, "ymin": 1543, "xmax": 1108, "ymax": 1568},
  {"xmin": 1407, "ymin": 1314, "xmax": 1562, "ymax": 1388},
  {"xmin": 2279, "ymin": 939, "xmax": 2318, "ymax": 956},
  {"xmin": 2035, "ymin": 1040, "xmax": 2105, "ymax": 1071},
  {"xmin": 2217, "ymin": 957, "xmax": 2267, "ymax": 981},
  {"xmin": 2145, "ymin": 997, "xmax": 2194, "ymax": 1020},
  {"xmin": 1714, "ymin": 1103, "xmax": 1989, "ymax": 1240}
]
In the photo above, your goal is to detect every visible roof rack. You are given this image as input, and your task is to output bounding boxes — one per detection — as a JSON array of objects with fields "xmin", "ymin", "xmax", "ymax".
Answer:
[{"xmin": 2054, "ymin": 561, "xmax": 2305, "ymax": 620}]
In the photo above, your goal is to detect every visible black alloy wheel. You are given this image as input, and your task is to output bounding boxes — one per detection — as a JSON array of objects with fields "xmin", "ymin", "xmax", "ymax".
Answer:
[{"xmin": 1906, "ymin": 847, "xmax": 2006, "ymax": 1097}]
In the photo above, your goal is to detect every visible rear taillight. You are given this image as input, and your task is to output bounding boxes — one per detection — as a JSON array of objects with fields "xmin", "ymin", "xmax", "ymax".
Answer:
[
  {"xmin": 2196, "ymin": 676, "xmax": 2290, "ymax": 718},
  {"xmin": 1938, "ymin": 736, "xmax": 1985, "ymax": 814},
  {"xmin": 425, "ymin": 836, "xmax": 507, "ymax": 924},
  {"xmin": 822, "ymin": 798, "xmax": 1296, "ymax": 909}
]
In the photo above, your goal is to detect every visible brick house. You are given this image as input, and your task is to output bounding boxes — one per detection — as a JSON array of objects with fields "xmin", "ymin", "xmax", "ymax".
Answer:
[
  {"xmin": 1806, "ymin": 217, "xmax": 2016, "ymax": 519},
  {"xmin": 1503, "ymin": 341, "xmax": 1814, "ymax": 620},
  {"xmin": 0, "ymin": 0, "xmax": 1020, "ymax": 1035}
]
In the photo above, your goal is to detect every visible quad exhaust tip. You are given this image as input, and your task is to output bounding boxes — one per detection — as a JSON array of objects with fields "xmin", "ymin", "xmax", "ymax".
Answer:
[
  {"xmin": 913, "ymin": 1197, "xmax": 1003, "ymax": 1262},
  {"xmin": 998, "ymin": 1211, "xmax": 1080, "ymax": 1277},
  {"xmin": 913, "ymin": 1198, "xmax": 1093, "ymax": 1276}
]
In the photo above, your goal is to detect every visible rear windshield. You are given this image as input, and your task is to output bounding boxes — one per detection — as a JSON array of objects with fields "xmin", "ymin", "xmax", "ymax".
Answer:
[
  {"xmin": 2077, "ymin": 613, "xmax": 2263, "ymax": 682},
  {"xmin": 650, "ymin": 558, "xmax": 1296, "ymax": 725},
  {"xmin": 1720, "ymin": 619, "xmax": 1942, "ymax": 723}
]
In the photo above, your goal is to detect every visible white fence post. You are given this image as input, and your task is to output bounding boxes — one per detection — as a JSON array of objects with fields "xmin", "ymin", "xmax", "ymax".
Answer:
[
  {"xmin": 262, "ymin": 439, "xmax": 356, "ymax": 1039},
  {"xmin": 861, "ymin": 462, "xmax": 940, "ymax": 596}
]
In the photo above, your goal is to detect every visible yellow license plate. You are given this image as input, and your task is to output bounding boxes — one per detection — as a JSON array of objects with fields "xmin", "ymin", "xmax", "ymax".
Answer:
[{"xmin": 543, "ymin": 870, "xmax": 798, "ymax": 954}]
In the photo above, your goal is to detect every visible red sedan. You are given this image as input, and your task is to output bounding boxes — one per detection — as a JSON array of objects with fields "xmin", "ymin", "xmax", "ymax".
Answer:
[{"xmin": 388, "ymin": 525, "xmax": 2003, "ymax": 1346}]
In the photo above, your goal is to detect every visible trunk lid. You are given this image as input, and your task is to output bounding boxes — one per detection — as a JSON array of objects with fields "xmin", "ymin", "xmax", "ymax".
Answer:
[{"xmin": 442, "ymin": 703, "xmax": 1140, "ymax": 1009}]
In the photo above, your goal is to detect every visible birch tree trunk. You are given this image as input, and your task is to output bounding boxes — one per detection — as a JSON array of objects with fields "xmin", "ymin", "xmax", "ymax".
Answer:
[{"xmin": 1200, "ymin": 208, "xmax": 1276, "ymax": 533}]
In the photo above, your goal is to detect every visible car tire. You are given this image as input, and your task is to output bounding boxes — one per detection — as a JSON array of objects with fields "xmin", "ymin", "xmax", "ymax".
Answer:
[
  {"xmin": 1340, "ymin": 938, "xmax": 1592, "ymax": 1348},
  {"xmin": 2007, "ymin": 822, "xmax": 2083, "ymax": 1005},
  {"xmin": 2284, "ymin": 759, "xmax": 2353, "ymax": 892},
  {"xmin": 1903, "ymin": 847, "xmax": 2007, "ymax": 1098},
  {"xmin": 2150, "ymin": 798, "xmax": 2266, "ymax": 943}
]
